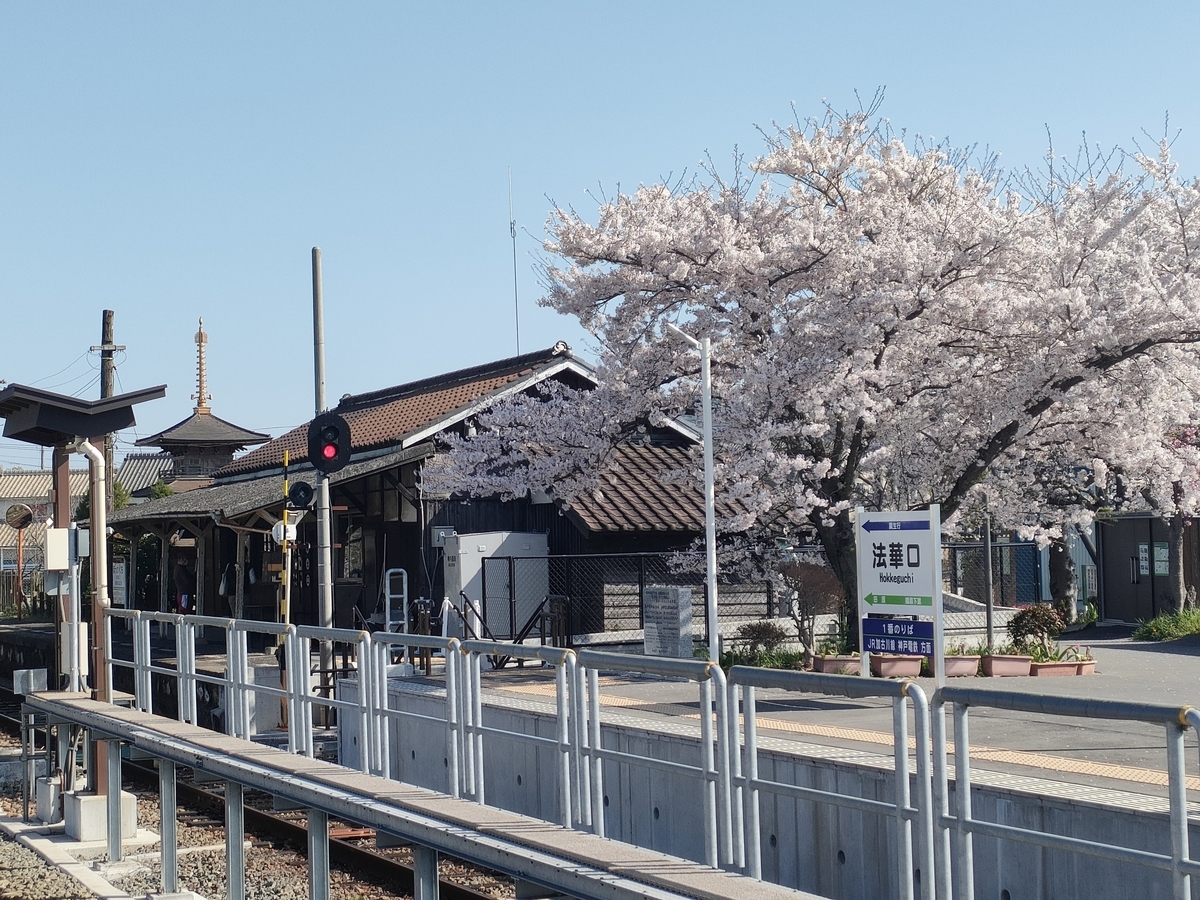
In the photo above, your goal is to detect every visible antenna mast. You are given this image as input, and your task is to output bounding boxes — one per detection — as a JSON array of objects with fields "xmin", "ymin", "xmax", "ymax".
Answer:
[{"xmin": 509, "ymin": 167, "xmax": 521, "ymax": 355}]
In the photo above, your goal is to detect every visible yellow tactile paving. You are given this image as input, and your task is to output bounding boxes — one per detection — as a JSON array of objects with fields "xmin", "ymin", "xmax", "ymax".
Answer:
[{"xmin": 494, "ymin": 678, "xmax": 1200, "ymax": 791}]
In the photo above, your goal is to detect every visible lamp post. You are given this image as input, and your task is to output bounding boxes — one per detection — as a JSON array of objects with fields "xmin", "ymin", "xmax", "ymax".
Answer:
[{"xmin": 665, "ymin": 324, "xmax": 719, "ymax": 662}]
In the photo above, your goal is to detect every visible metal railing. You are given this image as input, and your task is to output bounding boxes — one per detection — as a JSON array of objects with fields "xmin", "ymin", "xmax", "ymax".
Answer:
[
  {"xmin": 576, "ymin": 649, "xmax": 734, "ymax": 869},
  {"xmin": 932, "ymin": 686, "xmax": 1200, "ymax": 900},
  {"xmin": 100, "ymin": 607, "xmax": 1200, "ymax": 899},
  {"xmin": 730, "ymin": 666, "xmax": 933, "ymax": 899},
  {"xmin": 462, "ymin": 639, "xmax": 580, "ymax": 827},
  {"xmin": 368, "ymin": 632, "xmax": 462, "ymax": 788}
]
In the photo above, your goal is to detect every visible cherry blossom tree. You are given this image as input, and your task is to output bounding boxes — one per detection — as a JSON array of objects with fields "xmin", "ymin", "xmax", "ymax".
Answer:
[{"xmin": 427, "ymin": 107, "xmax": 1200, "ymax": 613}]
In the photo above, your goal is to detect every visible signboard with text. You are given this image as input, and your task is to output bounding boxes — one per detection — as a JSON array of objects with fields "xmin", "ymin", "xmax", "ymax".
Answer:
[
  {"xmin": 862, "ymin": 618, "xmax": 934, "ymax": 656},
  {"xmin": 856, "ymin": 506, "xmax": 946, "ymax": 682},
  {"xmin": 857, "ymin": 510, "xmax": 937, "ymax": 608}
]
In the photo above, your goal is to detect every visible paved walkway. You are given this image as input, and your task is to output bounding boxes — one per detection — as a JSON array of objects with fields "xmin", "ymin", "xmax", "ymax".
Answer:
[{"xmin": 485, "ymin": 622, "xmax": 1200, "ymax": 802}]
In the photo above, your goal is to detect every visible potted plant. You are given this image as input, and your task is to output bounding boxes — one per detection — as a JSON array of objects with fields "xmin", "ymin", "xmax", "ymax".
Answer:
[
  {"xmin": 812, "ymin": 634, "xmax": 860, "ymax": 675},
  {"xmin": 1029, "ymin": 641, "xmax": 1077, "ymax": 676},
  {"xmin": 943, "ymin": 641, "xmax": 982, "ymax": 678},
  {"xmin": 1068, "ymin": 645, "xmax": 1096, "ymax": 675},
  {"xmin": 869, "ymin": 652, "xmax": 923, "ymax": 678},
  {"xmin": 981, "ymin": 641, "xmax": 1033, "ymax": 677}
]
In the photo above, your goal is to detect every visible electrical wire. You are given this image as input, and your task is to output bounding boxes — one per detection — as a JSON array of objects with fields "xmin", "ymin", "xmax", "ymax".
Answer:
[{"xmin": 27, "ymin": 351, "xmax": 89, "ymax": 386}]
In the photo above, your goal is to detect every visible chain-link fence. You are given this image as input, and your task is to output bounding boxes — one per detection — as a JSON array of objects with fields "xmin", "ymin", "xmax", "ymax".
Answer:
[
  {"xmin": 480, "ymin": 553, "xmax": 773, "ymax": 644},
  {"xmin": 943, "ymin": 542, "xmax": 1041, "ymax": 606}
]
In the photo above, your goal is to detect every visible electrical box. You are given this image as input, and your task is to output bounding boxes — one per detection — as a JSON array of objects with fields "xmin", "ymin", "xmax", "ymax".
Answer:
[
  {"xmin": 45, "ymin": 528, "xmax": 69, "ymax": 572},
  {"xmin": 443, "ymin": 531, "xmax": 549, "ymax": 640}
]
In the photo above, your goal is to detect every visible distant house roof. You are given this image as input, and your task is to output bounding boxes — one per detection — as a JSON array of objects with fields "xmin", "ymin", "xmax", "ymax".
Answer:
[
  {"xmin": 117, "ymin": 452, "xmax": 174, "ymax": 495},
  {"xmin": 216, "ymin": 342, "xmax": 594, "ymax": 479},
  {"xmin": 0, "ymin": 469, "xmax": 90, "ymax": 546},
  {"xmin": 0, "ymin": 469, "xmax": 90, "ymax": 503},
  {"xmin": 135, "ymin": 411, "xmax": 269, "ymax": 450}
]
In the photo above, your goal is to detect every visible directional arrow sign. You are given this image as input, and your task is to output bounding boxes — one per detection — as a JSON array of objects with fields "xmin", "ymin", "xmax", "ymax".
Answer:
[
  {"xmin": 856, "ymin": 509, "xmax": 938, "ymax": 609},
  {"xmin": 861, "ymin": 519, "xmax": 930, "ymax": 533}
]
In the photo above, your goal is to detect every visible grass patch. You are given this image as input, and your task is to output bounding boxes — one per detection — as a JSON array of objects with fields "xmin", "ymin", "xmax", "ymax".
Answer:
[{"xmin": 1132, "ymin": 608, "xmax": 1200, "ymax": 641}]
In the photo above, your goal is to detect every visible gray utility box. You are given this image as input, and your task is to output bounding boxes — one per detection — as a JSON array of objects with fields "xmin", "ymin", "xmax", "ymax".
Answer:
[{"xmin": 443, "ymin": 531, "xmax": 548, "ymax": 640}]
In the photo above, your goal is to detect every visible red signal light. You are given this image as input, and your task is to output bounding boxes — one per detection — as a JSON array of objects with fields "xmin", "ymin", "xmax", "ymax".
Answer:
[{"xmin": 322, "ymin": 444, "xmax": 337, "ymax": 460}]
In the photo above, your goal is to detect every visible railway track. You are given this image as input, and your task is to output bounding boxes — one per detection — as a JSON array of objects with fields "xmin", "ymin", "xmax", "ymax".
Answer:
[{"xmin": 0, "ymin": 689, "xmax": 513, "ymax": 900}]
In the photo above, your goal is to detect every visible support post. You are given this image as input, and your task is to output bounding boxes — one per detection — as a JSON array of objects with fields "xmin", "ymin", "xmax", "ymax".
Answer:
[
  {"xmin": 308, "ymin": 808, "xmax": 330, "ymax": 900},
  {"xmin": 234, "ymin": 532, "xmax": 246, "ymax": 620},
  {"xmin": 160, "ymin": 760, "xmax": 177, "ymax": 894},
  {"xmin": 226, "ymin": 781, "xmax": 245, "ymax": 900},
  {"xmin": 51, "ymin": 446, "xmax": 71, "ymax": 689},
  {"xmin": 984, "ymin": 513, "xmax": 994, "ymax": 652},
  {"xmin": 105, "ymin": 740, "xmax": 121, "ymax": 862},
  {"xmin": 412, "ymin": 844, "xmax": 439, "ymax": 900},
  {"xmin": 313, "ymin": 247, "xmax": 334, "ymax": 703}
]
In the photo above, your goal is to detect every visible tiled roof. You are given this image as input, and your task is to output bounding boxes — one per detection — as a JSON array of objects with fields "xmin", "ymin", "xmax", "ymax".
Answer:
[
  {"xmin": 109, "ymin": 442, "xmax": 435, "ymax": 527},
  {"xmin": 217, "ymin": 343, "xmax": 592, "ymax": 478},
  {"xmin": 136, "ymin": 410, "xmax": 269, "ymax": 449},
  {"xmin": 0, "ymin": 470, "xmax": 90, "ymax": 504},
  {"xmin": 567, "ymin": 443, "xmax": 732, "ymax": 533},
  {"xmin": 116, "ymin": 453, "xmax": 174, "ymax": 495}
]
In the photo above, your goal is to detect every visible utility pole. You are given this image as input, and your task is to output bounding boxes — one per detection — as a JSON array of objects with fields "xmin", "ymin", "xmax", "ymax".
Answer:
[
  {"xmin": 312, "ymin": 249, "xmax": 334, "ymax": 703},
  {"xmin": 91, "ymin": 310, "xmax": 124, "ymax": 514}
]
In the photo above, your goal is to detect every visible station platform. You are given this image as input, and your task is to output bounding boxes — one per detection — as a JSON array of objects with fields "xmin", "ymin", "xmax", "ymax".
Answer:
[{"xmin": 23, "ymin": 691, "xmax": 825, "ymax": 900}]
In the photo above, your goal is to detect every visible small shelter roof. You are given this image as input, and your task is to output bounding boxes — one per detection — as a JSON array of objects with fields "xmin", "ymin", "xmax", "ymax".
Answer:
[
  {"xmin": 0, "ymin": 469, "xmax": 90, "ymax": 503},
  {"xmin": 0, "ymin": 384, "xmax": 166, "ymax": 446},
  {"xmin": 109, "ymin": 442, "xmax": 435, "ymax": 527}
]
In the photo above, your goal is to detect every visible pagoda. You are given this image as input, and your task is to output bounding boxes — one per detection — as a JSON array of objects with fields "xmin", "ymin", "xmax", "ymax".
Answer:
[{"xmin": 131, "ymin": 319, "xmax": 269, "ymax": 490}]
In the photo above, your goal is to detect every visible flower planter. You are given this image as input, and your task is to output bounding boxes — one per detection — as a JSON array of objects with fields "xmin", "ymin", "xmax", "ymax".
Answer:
[
  {"xmin": 943, "ymin": 655, "xmax": 981, "ymax": 678},
  {"xmin": 1030, "ymin": 661, "xmax": 1077, "ymax": 677},
  {"xmin": 869, "ymin": 654, "xmax": 923, "ymax": 678},
  {"xmin": 981, "ymin": 654, "xmax": 1032, "ymax": 677},
  {"xmin": 1076, "ymin": 659, "xmax": 1096, "ymax": 675},
  {"xmin": 813, "ymin": 655, "xmax": 861, "ymax": 675}
]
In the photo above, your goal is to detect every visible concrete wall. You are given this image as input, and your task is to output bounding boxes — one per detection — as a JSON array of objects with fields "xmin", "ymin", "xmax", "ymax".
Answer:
[{"xmin": 339, "ymin": 680, "xmax": 1196, "ymax": 900}]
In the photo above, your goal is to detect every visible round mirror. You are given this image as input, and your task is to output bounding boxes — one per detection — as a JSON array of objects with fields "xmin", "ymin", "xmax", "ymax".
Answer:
[{"xmin": 5, "ymin": 503, "xmax": 33, "ymax": 531}]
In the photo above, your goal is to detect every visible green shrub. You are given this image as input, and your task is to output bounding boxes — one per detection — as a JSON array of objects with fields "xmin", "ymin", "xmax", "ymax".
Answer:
[
  {"xmin": 1132, "ymin": 608, "xmax": 1200, "ymax": 641},
  {"xmin": 734, "ymin": 620, "xmax": 789, "ymax": 656},
  {"xmin": 1007, "ymin": 603, "xmax": 1065, "ymax": 653}
]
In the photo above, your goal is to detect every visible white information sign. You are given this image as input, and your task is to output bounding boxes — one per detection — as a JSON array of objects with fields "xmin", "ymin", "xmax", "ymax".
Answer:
[
  {"xmin": 643, "ymin": 586, "xmax": 693, "ymax": 659},
  {"xmin": 856, "ymin": 506, "xmax": 946, "ymax": 684}
]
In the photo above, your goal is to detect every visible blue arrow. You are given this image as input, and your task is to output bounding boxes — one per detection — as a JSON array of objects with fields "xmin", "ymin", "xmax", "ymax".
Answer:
[{"xmin": 862, "ymin": 519, "xmax": 931, "ymax": 533}]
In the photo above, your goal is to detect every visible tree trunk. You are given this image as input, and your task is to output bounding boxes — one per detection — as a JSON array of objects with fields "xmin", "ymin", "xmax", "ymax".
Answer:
[
  {"xmin": 1048, "ymin": 538, "xmax": 1078, "ymax": 623},
  {"xmin": 1167, "ymin": 513, "xmax": 1187, "ymax": 614},
  {"xmin": 813, "ymin": 511, "xmax": 859, "ymax": 650}
]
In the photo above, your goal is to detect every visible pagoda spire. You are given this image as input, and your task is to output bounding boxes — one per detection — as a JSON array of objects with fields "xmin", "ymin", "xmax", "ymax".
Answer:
[{"xmin": 192, "ymin": 318, "xmax": 211, "ymax": 414}]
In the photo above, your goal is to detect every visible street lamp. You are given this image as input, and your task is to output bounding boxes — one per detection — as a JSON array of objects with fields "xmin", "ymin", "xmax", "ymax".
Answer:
[{"xmin": 665, "ymin": 323, "xmax": 719, "ymax": 662}]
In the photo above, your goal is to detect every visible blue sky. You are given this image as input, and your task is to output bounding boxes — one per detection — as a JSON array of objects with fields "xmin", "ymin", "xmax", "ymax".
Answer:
[{"xmin": 1, "ymin": 1, "xmax": 1197, "ymax": 469}]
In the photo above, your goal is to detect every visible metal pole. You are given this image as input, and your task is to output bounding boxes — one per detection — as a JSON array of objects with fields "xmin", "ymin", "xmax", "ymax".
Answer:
[
  {"xmin": 308, "ymin": 808, "xmax": 331, "ymax": 900},
  {"xmin": 413, "ymin": 844, "xmax": 440, "ymax": 900},
  {"xmin": 700, "ymin": 337, "xmax": 719, "ymax": 663},
  {"xmin": 105, "ymin": 739, "xmax": 121, "ymax": 862},
  {"xmin": 665, "ymin": 324, "xmax": 719, "ymax": 661},
  {"xmin": 160, "ymin": 760, "xmax": 178, "ymax": 894},
  {"xmin": 313, "ymin": 247, "xmax": 334, "ymax": 703},
  {"xmin": 226, "ymin": 780, "xmax": 245, "ymax": 900},
  {"xmin": 984, "ymin": 513, "xmax": 995, "ymax": 652}
]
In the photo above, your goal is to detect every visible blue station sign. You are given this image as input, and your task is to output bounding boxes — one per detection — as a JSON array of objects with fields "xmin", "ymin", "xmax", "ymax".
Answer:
[{"xmin": 861, "ymin": 618, "xmax": 934, "ymax": 656}]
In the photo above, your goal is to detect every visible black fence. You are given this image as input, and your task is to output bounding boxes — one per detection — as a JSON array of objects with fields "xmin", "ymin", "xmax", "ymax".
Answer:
[
  {"xmin": 943, "ymin": 542, "xmax": 1042, "ymax": 606},
  {"xmin": 480, "ymin": 552, "xmax": 773, "ymax": 645}
]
